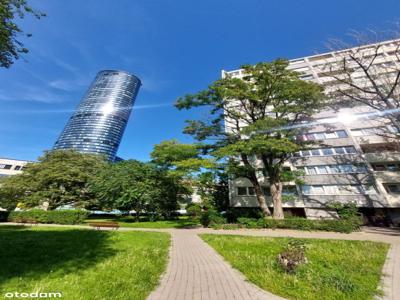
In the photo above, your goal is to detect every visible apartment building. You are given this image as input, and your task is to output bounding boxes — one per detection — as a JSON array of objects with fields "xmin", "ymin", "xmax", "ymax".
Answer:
[
  {"xmin": 223, "ymin": 39, "xmax": 400, "ymax": 223},
  {"xmin": 0, "ymin": 158, "xmax": 31, "ymax": 177}
]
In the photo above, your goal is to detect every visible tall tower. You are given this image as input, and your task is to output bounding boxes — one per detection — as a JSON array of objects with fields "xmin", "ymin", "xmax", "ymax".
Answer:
[{"xmin": 54, "ymin": 70, "xmax": 141, "ymax": 161}]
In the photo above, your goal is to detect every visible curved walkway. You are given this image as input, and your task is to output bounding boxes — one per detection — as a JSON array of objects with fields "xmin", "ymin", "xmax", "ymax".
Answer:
[{"xmin": 2, "ymin": 223, "xmax": 399, "ymax": 299}]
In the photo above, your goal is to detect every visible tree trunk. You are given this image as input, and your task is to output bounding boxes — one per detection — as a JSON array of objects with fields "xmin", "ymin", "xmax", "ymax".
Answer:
[
  {"xmin": 270, "ymin": 178, "xmax": 284, "ymax": 219},
  {"xmin": 240, "ymin": 154, "xmax": 272, "ymax": 217},
  {"xmin": 251, "ymin": 178, "xmax": 272, "ymax": 217}
]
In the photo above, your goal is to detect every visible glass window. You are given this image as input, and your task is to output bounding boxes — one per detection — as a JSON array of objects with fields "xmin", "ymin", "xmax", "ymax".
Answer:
[
  {"xmin": 300, "ymin": 150, "xmax": 311, "ymax": 157},
  {"xmin": 247, "ymin": 187, "xmax": 255, "ymax": 195},
  {"xmin": 324, "ymin": 185, "xmax": 337, "ymax": 194},
  {"xmin": 302, "ymin": 185, "xmax": 312, "ymax": 195},
  {"xmin": 357, "ymin": 165, "xmax": 368, "ymax": 173},
  {"xmin": 14, "ymin": 166, "xmax": 21, "ymax": 171},
  {"xmin": 317, "ymin": 166, "xmax": 328, "ymax": 174},
  {"xmin": 306, "ymin": 133, "xmax": 315, "ymax": 140},
  {"xmin": 307, "ymin": 167, "xmax": 317, "ymax": 175},
  {"xmin": 313, "ymin": 185, "xmax": 325, "ymax": 194},
  {"xmin": 385, "ymin": 184, "xmax": 400, "ymax": 194},
  {"xmin": 330, "ymin": 165, "xmax": 340, "ymax": 173},
  {"xmin": 315, "ymin": 133, "xmax": 325, "ymax": 140},
  {"xmin": 344, "ymin": 146, "xmax": 356, "ymax": 154},
  {"xmin": 311, "ymin": 149, "xmax": 321, "ymax": 156},
  {"xmin": 325, "ymin": 132, "xmax": 337, "ymax": 139},
  {"xmin": 334, "ymin": 147, "xmax": 345, "ymax": 155},
  {"xmin": 341, "ymin": 165, "xmax": 354, "ymax": 173},
  {"xmin": 336, "ymin": 130, "xmax": 348, "ymax": 138},
  {"xmin": 387, "ymin": 164, "xmax": 398, "ymax": 171},
  {"xmin": 338, "ymin": 185, "xmax": 353, "ymax": 194},
  {"xmin": 322, "ymin": 148, "xmax": 334, "ymax": 156},
  {"xmin": 372, "ymin": 164, "xmax": 386, "ymax": 171},
  {"xmin": 237, "ymin": 187, "xmax": 247, "ymax": 196},
  {"xmin": 351, "ymin": 129, "xmax": 363, "ymax": 136}
]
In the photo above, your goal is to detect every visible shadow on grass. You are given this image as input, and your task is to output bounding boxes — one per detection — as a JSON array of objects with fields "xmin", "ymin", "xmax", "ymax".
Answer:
[{"xmin": 0, "ymin": 226, "xmax": 116, "ymax": 285}]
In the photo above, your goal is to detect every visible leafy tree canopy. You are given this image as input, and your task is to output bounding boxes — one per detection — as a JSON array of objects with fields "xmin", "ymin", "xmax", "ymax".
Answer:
[{"xmin": 0, "ymin": 0, "xmax": 45, "ymax": 68}]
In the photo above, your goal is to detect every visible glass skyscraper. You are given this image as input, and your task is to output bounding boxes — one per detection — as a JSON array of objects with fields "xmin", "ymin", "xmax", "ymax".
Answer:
[{"xmin": 54, "ymin": 70, "xmax": 141, "ymax": 161}]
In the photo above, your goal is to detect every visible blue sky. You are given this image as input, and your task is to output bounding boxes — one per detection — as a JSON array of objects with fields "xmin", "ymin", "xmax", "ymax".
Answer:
[{"xmin": 1, "ymin": 0, "xmax": 400, "ymax": 161}]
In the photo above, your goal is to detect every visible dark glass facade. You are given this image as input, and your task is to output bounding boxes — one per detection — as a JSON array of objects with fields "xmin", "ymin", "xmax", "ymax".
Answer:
[{"xmin": 54, "ymin": 70, "xmax": 141, "ymax": 161}]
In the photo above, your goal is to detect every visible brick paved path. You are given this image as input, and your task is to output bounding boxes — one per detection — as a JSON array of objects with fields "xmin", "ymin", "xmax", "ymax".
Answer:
[{"xmin": 147, "ymin": 230, "xmax": 284, "ymax": 300}]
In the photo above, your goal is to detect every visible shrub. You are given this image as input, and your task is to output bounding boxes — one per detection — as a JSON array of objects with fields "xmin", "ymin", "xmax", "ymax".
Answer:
[
  {"xmin": 237, "ymin": 217, "xmax": 260, "ymax": 228},
  {"xmin": 186, "ymin": 203, "xmax": 202, "ymax": 220},
  {"xmin": 260, "ymin": 217, "xmax": 360, "ymax": 233},
  {"xmin": 277, "ymin": 240, "xmax": 308, "ymax": 273},
  {"xmin": 224, "ymin": 208, "xmax": 263, "ymax": 223},
  {"xmin": 8, "ymin": 209, "xmax": 89, "ymax": 224},
  {"xmin": 200, "ymin": 209, "xmax": 226, "ymax": 227},
  {"xmin": 327, "ymin": 202, "xmax": 360, "ymax": 220}
]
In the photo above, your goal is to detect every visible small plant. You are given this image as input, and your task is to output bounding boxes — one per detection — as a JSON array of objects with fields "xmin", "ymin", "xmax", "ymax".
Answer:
[{"xmin": 277, "ymin": 240, "xmax": 308, "ymax": 273}]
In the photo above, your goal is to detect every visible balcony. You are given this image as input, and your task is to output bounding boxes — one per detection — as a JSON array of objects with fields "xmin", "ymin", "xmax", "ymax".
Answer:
[{"xmin": 364, "ymin": 152, "xmax": 400, "ymax": 163}]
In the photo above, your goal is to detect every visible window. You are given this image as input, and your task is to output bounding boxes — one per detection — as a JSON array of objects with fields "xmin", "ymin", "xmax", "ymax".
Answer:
[
  {"xmin": 384, "ymin": 184, "xmax": 400, "ymax": 194},
  {"xmin": 344, "ymin": 146, "xmax": 356, "ymax": 154},
  {"xmin": 317, "ymin": 166, "xmax": 328, "ymax": 174},
  {"xmin": 336, "ymin": 130, "xmax": 348, "ymax": 138},
  {"xmin": 0, "ymin": 164, "xmax": 12, "ymax": 170},
  {"xmin": 322, "ymin": 148, "xmax": 334, "ymax": 156},
  {"xmin": 14, "ymin": 166, "xmax": 21, "ymax": 171},
  {"xmin": 237, "ymin": 187, "xmax": 247, "ymax": 196},
  {"xmin": 325, "ymin": 132, "xmax": 337, "ymax": 139},
  {"xmin": 311, "ymin": 149, "xmax": 321, "ymax": 156},
  {"xmin": 334, "ymin": 147, "xmax": 345, "ymax": 154},
  {"xmin": 387, "ymin": 164, "xmax": 398, "ymax": 171},
  {"xmin": 248, "ymin": 187, "xmax": 255, "ymax": 195},
  {"xmin": 302, "ymin": 184, "xmax": 376, "ymax": 195}
]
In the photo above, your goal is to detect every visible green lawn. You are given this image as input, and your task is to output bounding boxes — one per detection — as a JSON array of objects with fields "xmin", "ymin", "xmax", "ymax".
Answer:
[
  {"xmin": 85, "ymin": 215, "xmax": 200, "ymax": 228},
  {"xmin": 0, "ymin": 226, "xmax": 170, "ymax": 300},
  {"xmin": 201, "ymin": 234, "xmax": 389, "ymax": 300}
]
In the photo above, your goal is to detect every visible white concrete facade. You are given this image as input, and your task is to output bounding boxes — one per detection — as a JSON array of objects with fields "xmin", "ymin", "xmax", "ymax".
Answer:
[
  {"xmin": 223, "ymin": 39, "xmax": 400, "ymax": 219},
  {"xmin": 0, "ymin": 158, "xmax": 31, "ymax": 177}
]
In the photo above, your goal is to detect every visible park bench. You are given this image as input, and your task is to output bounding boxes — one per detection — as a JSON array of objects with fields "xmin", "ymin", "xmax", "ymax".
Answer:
[
  {"xmin": 16, "ymin": 219, "xmax": 39, "ymax": 226},
  {"xmin": 88, "ymin": 222, "xmax": 120, "ymax": 230}
]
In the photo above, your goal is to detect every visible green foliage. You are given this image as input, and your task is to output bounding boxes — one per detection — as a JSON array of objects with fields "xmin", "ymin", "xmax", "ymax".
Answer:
[
  {"xmin": 8, "ymin": 209, "xmax": 88, "ymax": 224},
  {"xmin": 327, "ymin": 202, "xmax": 359, "ymax": 219},
  {"xmin": 277, "ymin": 240, "xmax": 308, "ymax": 273},
  {"xmin": 202, "ymin": 234, "xmax": 389, "ymax": 300},
  {"xmin": 90, "ymin": 160, "xmax": 180, "ymax": 219},
  {"xmin": 176, "ymin": 59, "xmax": 324, "ymax": 218},
  {"xmin": 0, "ymin": 0, "xmax": 45, "ymax": 68},
  {"xmin": 0, "ymin": 150, "xmax": 107, "ymax": 210},
  {"xmin": 211, "ymin": 217, "xmax": 361, "ymax": 233},
  {"xmin": 200, "ymin": 208, "xmax": 226, "ymax": 227},
  {"xmin": 186, "ymin": 203, "xmax": 202, "ymax": 219}
]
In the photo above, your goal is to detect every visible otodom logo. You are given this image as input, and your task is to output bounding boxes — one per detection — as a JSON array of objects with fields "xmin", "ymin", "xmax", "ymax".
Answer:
[{"xmin": 4, "ymin": 292, "xmax": 62, "ymax": 298}]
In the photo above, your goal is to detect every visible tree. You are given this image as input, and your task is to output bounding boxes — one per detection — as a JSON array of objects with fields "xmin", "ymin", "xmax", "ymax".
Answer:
[
  {"xmin": 151, "ymin": 139, "xmax": 221, "ymax": 208},
  {"xmin": 0, "ymin": 150, "xmax": 107, "ymax": 210},
  {"xmin": 323, "ymin": 32, "xmax": 400, "ymax": 137},
  {"xmin": 176, "ymin": 59, "xmax": 324, "ymax": 219},
  {"xmin": 0, "ymin": 0, "xmax": 45, "ymax": 68},
  {"xmin": 90, "ymin": 160, "xmax": 180, "ymax": 221}
]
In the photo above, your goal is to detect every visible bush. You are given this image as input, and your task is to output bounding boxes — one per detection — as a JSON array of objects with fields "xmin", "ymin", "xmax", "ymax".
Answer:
[
  {"xmin": 210, "ymin": 216, "xmax": 360, "ymax": 233},
  {"xmin": 237, "ymin": 217, "xmax": 259, "ymax": 228},
  {"xmin": 260, "ymin": 217, "xmax": 360, "ymax": 233},
  {"xmin": 277, "ymin": 240, "xmax": 308, "ymax": 273},
  {"xmin": 224, "ymin": 208, "xmax": 263, "ymax": 223},
  {"xmin": 186, "ymin": 203, "xmax": 202, "ymax": 220},
  {"xmin": 8, "ymin": 209, "xmax": 89, "ymax": 224},
  {"xmin": 200, "ymin": 209, "xmax": 226, "ymax": 227}
]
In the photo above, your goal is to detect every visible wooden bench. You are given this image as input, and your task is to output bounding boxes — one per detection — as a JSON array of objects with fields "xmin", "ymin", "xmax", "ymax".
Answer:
[
  {"xmin": 88, "ymin": 222, "xmax": 120, "ymax": 230},
  {"xmin": 16, "ymin": 219, "xmax": 39, "ymax": 226}
]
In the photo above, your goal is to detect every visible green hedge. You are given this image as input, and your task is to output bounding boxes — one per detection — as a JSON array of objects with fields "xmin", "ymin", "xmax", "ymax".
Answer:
[
  {"xmin": 212, "ymin": 217, "xmax": 362, "ymax": 233},
  {"xmin": 8, "ymin": 209, "xmax": 89, "ymax": 224}
]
